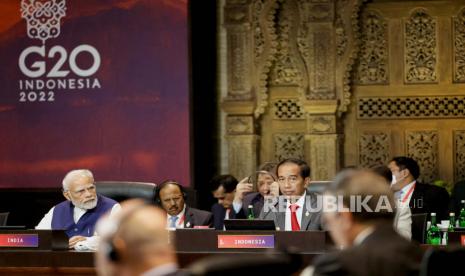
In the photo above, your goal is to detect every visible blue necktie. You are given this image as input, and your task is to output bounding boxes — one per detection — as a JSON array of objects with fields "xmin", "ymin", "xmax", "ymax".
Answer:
[{"xmin": 169, "ymin": 216, "xmax": 178, "ymax": 228}]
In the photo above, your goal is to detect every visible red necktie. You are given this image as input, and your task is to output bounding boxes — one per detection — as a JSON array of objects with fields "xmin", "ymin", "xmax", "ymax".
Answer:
[{"xmin": 290, "ymin": 204, "xmax": 300, "ymax": 231}]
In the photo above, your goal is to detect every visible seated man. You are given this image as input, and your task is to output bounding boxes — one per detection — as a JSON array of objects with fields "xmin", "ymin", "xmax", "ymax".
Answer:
[
  {"xmin": 95, "ymin": 199, "xmax": 187, "ymax": 276},
  {"xmin": 259, "ymin": 158, "xmax": 321, "ymax": 231},
  {"xmin": 372, "ymin": 165, "xmax": 412, "ymax": 240},
  {"xmin": 36, "ymin": 169, "xmax": 120, "ymax": 249},
  {"xmin": 155, "ymin": 180, "xmax": 212, "ymax": 228},
  {"xmin": 210, "ymin": 174, "xmax": 244, "ymax": 230},
  {"xmin": 388, "ymin": 156, "xmax": 450, "ymax": 221},
  {"xmin": 305, "ymin": 170, "xmax": 423, "ymax": 276},
  {"xmin": 233, "ymin": 162, "xmax": 279, "ymax": 218}
]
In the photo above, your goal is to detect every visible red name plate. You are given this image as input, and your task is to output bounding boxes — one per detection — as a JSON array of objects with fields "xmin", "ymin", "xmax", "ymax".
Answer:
[
  {"xmin": 461, "ymin": 235, "xmax": 465, "ymax": 246},
  {"xmin": 218, "ymin": 235, "xmax": 274, "ymax": 249},
  {"xmin": 0, "ymin": 234, "xmax": 39, "ymax": 247}
]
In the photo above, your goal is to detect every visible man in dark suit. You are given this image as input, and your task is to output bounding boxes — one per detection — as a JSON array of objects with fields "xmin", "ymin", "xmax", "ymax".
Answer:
[
  {"xmin": 388, "ymin": 156, "xmax": 450, "ymax": 221},
  {"xmin": 259, "ymin": 158, "xmax": 321, "ymax": 231},
  {"xmin": 156, "ymin": 180, "xmax": 212, "ymax": 229},
  {"xmin": 307, "ymin": 170, "xmax": 423, "ymax": 276},
  {"xmin": 209, "ymin": 175, "xmax": 245, "ymax": 229}
]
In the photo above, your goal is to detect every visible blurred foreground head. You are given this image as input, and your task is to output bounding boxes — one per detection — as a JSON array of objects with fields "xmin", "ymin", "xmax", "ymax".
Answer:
[
  {"xmin": 95, "ymin": 199, "xmax": 177, "ymax": 276},
  {"xmin": 323, "ymin": 170, "xmax": 395, "ymax": 247}
]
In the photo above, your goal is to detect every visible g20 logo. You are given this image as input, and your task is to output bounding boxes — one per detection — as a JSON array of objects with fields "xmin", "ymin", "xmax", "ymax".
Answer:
[{"xmin": 19, "ymin": 45, "xmax": 101, "ymax": 78}]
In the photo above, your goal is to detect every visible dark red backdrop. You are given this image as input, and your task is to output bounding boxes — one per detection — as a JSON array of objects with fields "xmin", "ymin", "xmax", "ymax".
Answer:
[{"xmin": 0, "ymin": 0, "xmax": 190, "ymax": 187}]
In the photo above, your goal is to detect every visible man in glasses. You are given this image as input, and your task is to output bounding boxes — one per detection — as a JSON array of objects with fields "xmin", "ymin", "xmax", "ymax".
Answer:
[
  {"xmin": 232, "ymin": 162, "xmax": 280, "ymax": 218},
  {"xmin": 36, "ymin": 169, "xmax": 120, "ymax": 249},
  {"xmin": 259, "ymin": 158, "xmax": 322, "ymax": 231}
]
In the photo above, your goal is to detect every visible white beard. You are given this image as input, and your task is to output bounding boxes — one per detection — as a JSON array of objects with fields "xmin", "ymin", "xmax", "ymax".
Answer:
[{"xmin": 74, "ymin": 197, "xmax": 98, "ymax": 210}]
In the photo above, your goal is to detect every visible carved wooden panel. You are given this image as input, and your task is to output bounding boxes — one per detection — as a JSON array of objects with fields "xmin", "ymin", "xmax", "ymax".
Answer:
[
  {"xmin": 227, "ymin": 116, "xmax": 254, "ymax": 135},
  {"xmin": 274, "ymin": 133, "xmax": 305, "ymax": 161},
  {"xmin": 273, "ymin": 99, "xmax": 304, "ymax": 119},
  {"xmin": 404, "ymin": 9, "xmax": 437, "ymax": 84},
  {"xmin": 309, "ymin": 115, "xmax": 335, "ymax": 134},
  {"xmin": 454, "ymin": 130, "xmax": 465, "ymax": 182},
  {"xmin": 453, "ymin": 8, "xmax": 465, "ymax": 83},
  {"xmin": 406, "ymin": 130, "xmax": 438, "ymax": 183},
  {"xmin": 354, "ymin": 10, "xmax": 388, "ymax": 85},
  {"xmin": 309, "ymin": 134, "xmax": 339, "ymax": 180},
  {"xmin": 227, "ymin": 31, "xmax": 252, "ymax": 99},
  {"xmin": 358, "ymin": 96, "xmax": 465, "ymax": 119},
  {"xmin": 359, "ymin": 131, "xmax": 390, "ymax": 168},
  {"xmin": 227, "ymin": 135, "xmax": 258, "ymax": 180},
  {"xmin": 270, "ymin": 1, "xmax": 301, "ymax": 86}
]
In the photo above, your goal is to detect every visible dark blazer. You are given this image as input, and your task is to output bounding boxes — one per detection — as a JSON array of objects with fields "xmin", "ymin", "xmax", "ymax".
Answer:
[
  {"xmin": 183, "ymin": 206, "xmax": 212, "ymax": 228},
  {"xmin": 211, "ymin": 203, "xmax": 245, "ymax": 230},
  {"xmin": 258, "ymin": 192, "xmax": 322, "ymax": 231},
  {"xmin": 410, "ymin": 182, "xmax": 450, "ymax": 221},
  {"xmin": 313, "ymin": 223, "xmax": 423, "ymax": 276},
  {"xmin": 242, "ymin": 192, "xmax": 264, "ymax": 218}
]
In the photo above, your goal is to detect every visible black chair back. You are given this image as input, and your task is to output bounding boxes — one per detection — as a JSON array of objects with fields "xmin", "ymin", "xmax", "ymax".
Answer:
[
  {"xmin": 411, "ymin": 213, "xmax": 427, "ymax": 244},
  {"xmin": 420, "ymin": 247, "xmax": 465, "ymax": 276},
  {"xmin": 95, "ymin": 181, "xmax": 157, "ymax": 203},
  {"xmin": 306, "ymin": 181, "xmax": 331, "ymax": 194},
  {"xmin": 0, "ymin": 212, "xmax": 9, "ymax": 226}
]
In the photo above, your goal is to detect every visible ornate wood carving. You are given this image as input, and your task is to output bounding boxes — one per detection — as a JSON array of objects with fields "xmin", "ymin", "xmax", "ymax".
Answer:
[
  {"xmin": 404, "ymin": 9, "xmax": 437, "ymax": 84},
  {"xmin": 274, "ymin": 133, "xmax": 305, "ymax": 161},
  {"xmin": 252, "ymin": 0, "xmax": 279, "ymax": 118},
  {"xmin": 273, "ymin": 99, "xmax": 304, "ymax": 119},
  {"xmin": 335, "ymin": 0, "xmax": 364, "ymax": 115},
  {"xmin": 227, "ymin": 135, "xmax": 259, "ymax": 179},
  {"xmin": 358, "ymin": 96, "xmax": 465, "ymax": 119},
  {"xmin": 454, "ymin": 130, "xmax": 465, "ymax": 182},
  {"xmin": 453, "ymin": 8, "xmax": 465, "ymax": 83},
  {"xmin": 227, "ymin": 116, "xmax": 254, "ymax": 135},
  {"xmin": 354, "ymin": 10, "xmax": 388, "ymax": 85},
  {"xmin": 406, "ymin": 130, "xmax": 438, "ymax": 183},
  {"xmin": 359, "ymin": 131, "xmax": 390, "ymax": 168},
  {"xmin": 308, "ymin": 115, "xmax": 335, "ymax": 134},
  {"xmin": 308, "ymin": 134, "xmax": 339, "ymax": 180},
  {"xmin": 270, "ymin": 1, "xmax": 302, "ymax": 86},
  {"xmin": 227, "ymin": 32, "xmax": 252, "ymax": 100}
]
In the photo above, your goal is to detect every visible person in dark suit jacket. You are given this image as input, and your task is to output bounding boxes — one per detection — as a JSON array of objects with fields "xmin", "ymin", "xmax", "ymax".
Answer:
[
  {"xmin": 306, "ymin": 170, "xmax": 423, "ymax": 276},
  {"xmin": 259, "ymin": 158, "xmax": 322, "ymax": 231},
  {"xmin": 209, "ymin": 174, "xmax": 245, "ymax": 229},
  {"xmin": 389, "ymin": 156, "xmax": 450, "ymax": 221},
  {"xmin": 155, "ymin": 180, "xmax": 212, "ymax": 229}
]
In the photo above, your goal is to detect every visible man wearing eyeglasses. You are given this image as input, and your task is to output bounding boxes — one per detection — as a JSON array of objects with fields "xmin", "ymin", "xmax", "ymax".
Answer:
[
  {"xmin": 232, "ymin": 162, "xmax": 280, "ymax": 218},
  {"xmin": 36, "ymin": 169, "xmax": 120, "ymax": 249},
  {"xmin": 259, "ymin": 158, "xmax": 322, "ymax": 231}
]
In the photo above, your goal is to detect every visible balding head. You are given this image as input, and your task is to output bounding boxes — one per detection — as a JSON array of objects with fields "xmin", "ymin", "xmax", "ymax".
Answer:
[
  {"xmin": 95, "ymin": 199, "xmax": 176, "ymax": 276},
  {"xmin": 323, "ymin": 170, "xmax": 396, "ymax": 247}
]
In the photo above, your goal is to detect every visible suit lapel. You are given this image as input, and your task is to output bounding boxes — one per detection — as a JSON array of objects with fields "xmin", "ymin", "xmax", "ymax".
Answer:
[
  {"xmin": 184, "ymin": 207, "xmax": 194, "ymax": 228},
  {"xmin": 300, "ymin": 194, "xmax": 311, "ymax": 230},
  {"xmin": 277, "ymin": 208, "xmax": 286, "ymax": 231}
]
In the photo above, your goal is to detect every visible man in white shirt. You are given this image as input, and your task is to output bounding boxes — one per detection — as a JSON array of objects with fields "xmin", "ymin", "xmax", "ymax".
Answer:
[
  {"xmin": 36, "ymin": 169, "xmax": 120, "ymax": 249},
  {"xmin": 259, "ymin": 158, "xmax": 321, "ymax": 231}
]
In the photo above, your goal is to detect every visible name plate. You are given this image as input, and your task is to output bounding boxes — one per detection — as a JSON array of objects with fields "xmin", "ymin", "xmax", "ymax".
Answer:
[
  {"xmin": 218, "ymin": 235, "xmax": 274, "ymax": 249},
  {"xmin": 0, "ymin": 234, "xmax": 39, "ymax": 247}
]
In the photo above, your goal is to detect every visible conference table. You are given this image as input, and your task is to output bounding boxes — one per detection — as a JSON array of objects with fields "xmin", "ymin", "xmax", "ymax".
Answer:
[{"xmin": 0, "ymin": 229, "xmax": 333, "ymax": 276}]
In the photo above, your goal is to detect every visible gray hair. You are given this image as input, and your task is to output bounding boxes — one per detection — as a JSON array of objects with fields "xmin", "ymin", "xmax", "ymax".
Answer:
[{"xmin": 62, "ymin": 169, "xmax": 94, "ymax": 191}]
